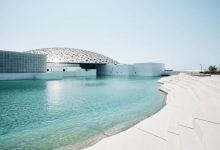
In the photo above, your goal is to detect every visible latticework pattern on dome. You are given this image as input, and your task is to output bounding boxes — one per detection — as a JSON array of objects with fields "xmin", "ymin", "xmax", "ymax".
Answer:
[{"xmin": 26, "ymin": 48, "xmax": 119, "ymax": 64}]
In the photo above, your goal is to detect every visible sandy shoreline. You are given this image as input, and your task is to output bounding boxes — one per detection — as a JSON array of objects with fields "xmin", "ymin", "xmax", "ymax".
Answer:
[{"xmin": 83, "ymin": 74, "xmax": 220, "ymax": 150}]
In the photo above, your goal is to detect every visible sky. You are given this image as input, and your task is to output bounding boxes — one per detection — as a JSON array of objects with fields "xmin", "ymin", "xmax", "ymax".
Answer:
[{"xmin": 0, "ymin": 0, "xmax": 220, "ymax": 71}]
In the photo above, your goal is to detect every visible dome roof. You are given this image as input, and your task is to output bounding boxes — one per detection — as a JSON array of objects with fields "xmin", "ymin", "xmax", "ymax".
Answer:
[{"xmin": 26, "ymin": 47, "xmax": 119, "ymax": 64}]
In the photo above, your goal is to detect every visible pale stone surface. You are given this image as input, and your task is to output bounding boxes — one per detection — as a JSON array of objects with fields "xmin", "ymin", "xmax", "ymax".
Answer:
[
  {"xmin": 166, "ymin": 132, "xmax": 181, "ymax": 150},
  {"xmin": 84, "ymin": 74, "xmax": 220, "ymax": 150},
  {"xmin": 84, "ymin": 128, "xmax": 166, "ymax": 150}
]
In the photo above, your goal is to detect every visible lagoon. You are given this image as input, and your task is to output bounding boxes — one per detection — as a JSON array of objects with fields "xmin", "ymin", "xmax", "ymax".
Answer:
[{"xmin": 0, "ymin": 76, "xmax": 164, "ymax": 150}]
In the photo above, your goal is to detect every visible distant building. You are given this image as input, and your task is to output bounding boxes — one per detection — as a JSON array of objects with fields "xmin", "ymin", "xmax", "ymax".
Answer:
[{"xmin": 0, "ymin": 47, "xmax": 165, "ymax": 80}]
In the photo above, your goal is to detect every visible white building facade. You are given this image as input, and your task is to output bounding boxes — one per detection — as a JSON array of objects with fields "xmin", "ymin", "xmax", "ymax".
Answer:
[
  {"xmin": 97, "ymin": 63, "xmax": 165, "ymax": 76},
  {"xmin": 0, "ymin": 48, "xmax": 165, "ymax": 80}
]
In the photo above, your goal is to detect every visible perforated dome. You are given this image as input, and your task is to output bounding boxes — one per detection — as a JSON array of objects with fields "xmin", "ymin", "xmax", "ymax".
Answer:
[{"xmin": 26, "ymin": 48, "xmax": 119, "ymax": 64}]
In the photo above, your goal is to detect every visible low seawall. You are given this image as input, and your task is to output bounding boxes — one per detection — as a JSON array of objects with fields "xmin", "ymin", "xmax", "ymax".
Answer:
[
  {"xmin": 0, "ymin": 73, "xmax": 63, "ymax": 80},
  {"xmin": 0, "ymin": 69, "xmax": 96, "ymax": 81}
]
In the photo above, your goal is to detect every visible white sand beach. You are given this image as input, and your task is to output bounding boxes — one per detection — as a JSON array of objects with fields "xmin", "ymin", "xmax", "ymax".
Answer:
[{"xmin": 84, "ymin": 74, "xmax": 220, "ymax": 150}]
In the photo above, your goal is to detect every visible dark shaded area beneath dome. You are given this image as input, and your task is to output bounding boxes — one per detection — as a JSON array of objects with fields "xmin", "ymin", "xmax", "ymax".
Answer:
[{"xmin": 80, "ymin": 63, "xmax": 102, "ymax": 70}]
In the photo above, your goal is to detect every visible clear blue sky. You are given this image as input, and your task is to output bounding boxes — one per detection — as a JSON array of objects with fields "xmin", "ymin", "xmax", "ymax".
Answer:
[{"xmin": 0, "ymin": 0, "xmax": 219, "ymax": 71}]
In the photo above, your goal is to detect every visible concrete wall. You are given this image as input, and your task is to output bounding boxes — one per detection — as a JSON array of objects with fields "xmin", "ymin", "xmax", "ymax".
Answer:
[
  {"xmin": 0, "ymin": 50, "xmax": 46, "ymax": 73},
  {"xmin": 97, "ymin": 64, "xmax": 133, "ymax": 76},
  {"xmin": 97, "ymin": 63, "xmax": 164, "ymax": 76},
  {"xmin": 0, "ymin": 69, "xmax": 96, "ymax": 80},
  {"xmin": 0, "ymin": 73, "xmax": 35, "ymax": 80},
  {"xmin": 0, "ymin": 73, "xmax": 62, "ymax": 80},
  {"xmin": 47, "ymin": 63, "xmax": 80, "ymax": 72},
  {"xmin": 0, "ymin": 58, "xmax": 164, "ymax": 80},
  {"xmin": 133, "ymin": 63, "xmax": 165, "ymax": 76},
  {"xmin": 34, "ymin": 73, "xmax": 63, "ymax": 80},
  {"xmin": 62, "ymin": 69, "xmax": 96, "ymax": 77}
]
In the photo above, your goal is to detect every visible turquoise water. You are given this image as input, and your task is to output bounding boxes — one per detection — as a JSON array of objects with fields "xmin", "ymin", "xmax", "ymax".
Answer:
[{"xmin": 0, "ymin": 76, "xmax": 165, "ymax": 150}]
